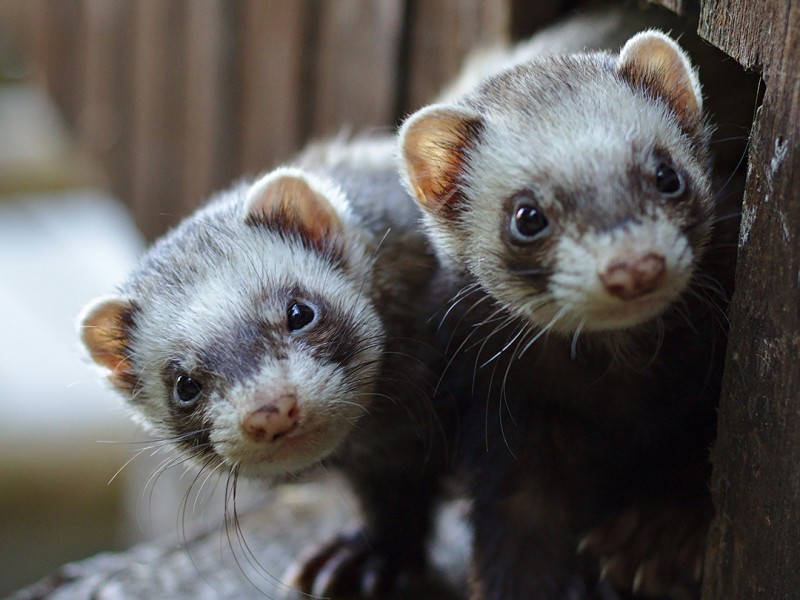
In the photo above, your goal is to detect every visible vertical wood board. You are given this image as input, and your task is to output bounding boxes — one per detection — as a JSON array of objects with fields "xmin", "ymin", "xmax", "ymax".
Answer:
[{"xmin": 697, "ymin": 1, "xmax": 800, "ymax": 599}]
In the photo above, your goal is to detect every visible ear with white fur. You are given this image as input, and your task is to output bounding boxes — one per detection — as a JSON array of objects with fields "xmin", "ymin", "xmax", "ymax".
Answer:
[
  {"xmin": 617, "ymin": 30, "xmax": 703, "ymax": 133},
  {"xmin": 78, "ymin": 296, "xmax": 137, "ymax": 392},
  {"xmin": 245, "ymin": 169, "xmax": 343, "ymax": 247},
  {"xmin": 399, "ymin": 104, "xmax": 483, "ymax": 217}
]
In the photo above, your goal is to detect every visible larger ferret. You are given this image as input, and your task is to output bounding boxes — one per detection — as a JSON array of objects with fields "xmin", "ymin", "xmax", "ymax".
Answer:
[
  {"xmin": 400, "ymin": 30, "xmax": 733, "ymax": 600},
  {"xmin": 79, "ymin": 137, "xmax": 453, "ymax": 598}
]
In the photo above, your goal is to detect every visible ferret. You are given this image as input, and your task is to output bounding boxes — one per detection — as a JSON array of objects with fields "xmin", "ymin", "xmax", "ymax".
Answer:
[
  {"xmin": 79, "ymin": 136, "xmax": 454, "ymax": 598},
  {"xmin": 399, "ymin": 27, "xmax": 740, "ymax": 600}
]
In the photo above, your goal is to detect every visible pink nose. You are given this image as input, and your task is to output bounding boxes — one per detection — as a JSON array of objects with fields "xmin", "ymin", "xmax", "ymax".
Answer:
[
  {"xmin": 599, "ymin": 253, "xmax": 666, "ymax": 301},
  {"xmin": 241, "ymin": 394, "xmax": 299, "ymax": 443}
]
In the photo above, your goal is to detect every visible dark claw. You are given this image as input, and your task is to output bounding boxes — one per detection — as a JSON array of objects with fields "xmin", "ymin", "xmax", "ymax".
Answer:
[
  {"xmin": 286, "ymin": 530, "xmax": 416, "ymax": 599},
  {"xmin": 578, "ymin": 502, "xmax": 711, "ymax": 600}
]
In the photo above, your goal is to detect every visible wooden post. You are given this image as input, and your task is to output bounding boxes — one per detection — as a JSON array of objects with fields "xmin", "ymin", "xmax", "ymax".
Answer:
[
  {"xmin": 695, "ymin": 1, "xmax": 800, "ymax": 598},
  {"xmin": 651, "ymin": 0, "xmax": 799, "ymax": 594}
]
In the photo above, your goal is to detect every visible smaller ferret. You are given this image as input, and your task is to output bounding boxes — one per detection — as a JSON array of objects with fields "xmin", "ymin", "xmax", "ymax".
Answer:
[
  {"xmin": 79, "ymin": 136, "xmax": 452, "ymax": 598},
  {"xmin": 400, "ymin": 27, "xmax": 732, "ymax": 600}
]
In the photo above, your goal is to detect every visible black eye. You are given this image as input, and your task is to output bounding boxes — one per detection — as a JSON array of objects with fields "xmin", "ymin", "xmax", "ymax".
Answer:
[
  {"xmin": 510, "ymin": 199, "xmax": 549, "ymax": 243},
  {"xmin": 287, "ymin": 302, "xmax": 316, "ymax": 331},
  {"xmin": 656, "ymin": 163, "xmax": 685, "ymax": 197},
  {"xmin": 174, "ymin": 375, "xmax": 203, "ymax": 406}
]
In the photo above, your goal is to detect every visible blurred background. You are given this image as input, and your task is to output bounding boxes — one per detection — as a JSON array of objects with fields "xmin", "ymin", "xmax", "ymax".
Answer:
[{"xmin": 0, "ymin": 0, "xmax": 656, "ymax": 595}]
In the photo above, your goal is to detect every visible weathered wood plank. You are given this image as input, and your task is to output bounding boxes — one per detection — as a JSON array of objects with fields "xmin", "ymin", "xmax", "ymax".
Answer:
[{"xmin": 696, "ymin": 1, "xmax": 800, "ymax": 599}]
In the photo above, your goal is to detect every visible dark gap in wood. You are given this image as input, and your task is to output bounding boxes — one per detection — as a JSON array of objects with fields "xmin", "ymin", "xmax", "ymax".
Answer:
[
  {"xmin": 508, "ymin": 0, "xmax": 563, "ymax": 40},
  {"xmin": 655, "ymin": 0, "xmax": 700, "ymax": 17}
]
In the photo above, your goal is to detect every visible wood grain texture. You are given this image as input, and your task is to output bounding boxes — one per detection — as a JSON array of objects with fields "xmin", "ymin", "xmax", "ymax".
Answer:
[{"xmin": 696, "ymin": 1, "xmax": 800, "ymax": 599}]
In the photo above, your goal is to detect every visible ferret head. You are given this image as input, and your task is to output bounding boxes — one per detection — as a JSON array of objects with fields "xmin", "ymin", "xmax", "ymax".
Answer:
[
  {"xmin": 79, "ymin": 168, "xmax": 384, "ymax": 478},
  {"xmin": 400, "ymin": 31, "xmax": 713, "ymax": 334}
]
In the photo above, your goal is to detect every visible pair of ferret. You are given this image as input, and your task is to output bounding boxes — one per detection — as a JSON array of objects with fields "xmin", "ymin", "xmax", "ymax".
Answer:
[{"xmin": 80, "ymin": 9, "xmax": 739, "ymax": 600}]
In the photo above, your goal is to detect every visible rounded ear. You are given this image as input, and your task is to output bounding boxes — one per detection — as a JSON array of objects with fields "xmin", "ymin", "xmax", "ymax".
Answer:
[
  {"xmin": 617, "ymin": 30, "xmax": 703, "ymax": 133},
  {"xmin": 78, "ymin": 296, "xmax": 136, "ymax": 391},
  {"xmin": 399, "ymin": 104, "xmax": 483, "ymax": 216},
  {"xmin": 244, "ymin": 168, "xmax": 342, "ymax": 246}
]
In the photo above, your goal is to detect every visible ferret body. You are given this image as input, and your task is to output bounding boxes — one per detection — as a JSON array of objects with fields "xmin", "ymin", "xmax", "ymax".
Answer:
[
  {"xmin": 79, "ymin": 136, "xmax": 453, "ymax": 597},
  {"xmin": 400, "ymin": 23, "xmax": 741, "ymax": 600}
]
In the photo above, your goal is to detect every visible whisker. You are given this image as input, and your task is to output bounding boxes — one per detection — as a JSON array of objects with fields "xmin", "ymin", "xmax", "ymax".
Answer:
[
  {"xmin": 518, "ymin": 306, "xmax": 568, "ymax": 359},
  {"xmin": 570, "ymin": 319, "xmax": 586, "ymax": 360},
  {"xmin": 107, "ymin": 446, "xmax": 150, "ymax": 485}
]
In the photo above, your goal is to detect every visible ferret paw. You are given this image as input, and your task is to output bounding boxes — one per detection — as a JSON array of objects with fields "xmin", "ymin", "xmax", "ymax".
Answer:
[
  {"xmin": 284, "ymin": 530, "xmax": 423, "ymax": 599},
  {"xmin": 578, "ymin": 503, "xmax": 711, "ymax": 600}
]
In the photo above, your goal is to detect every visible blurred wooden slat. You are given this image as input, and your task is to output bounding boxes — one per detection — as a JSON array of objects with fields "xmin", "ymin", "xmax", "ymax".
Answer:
[
  {"xmin": 181, "ymin": 0, "xmax": 230, "ymax": 213},
  {"xmin": 8, "ymin": 0, "xmax": 613, "ymax": 238},
  {"xmin": 129, "ymin": 0, "xmax": 187, "ymax": 239},
  {"xmin": 648, "ymin": 0, "xmax": 697, "ymax": 16},
  {"xmin": 403, "ymin": 0, "xmax": 510, "ymax": 112},
  {"xmin": 76, "ymin": 0, "xmax": 130, "ymax": 196},
  {"xmin": 312, "ymin": 0, "xmax": 405, "ymax": 136},
  {"xmin": 234, "ymin": 0, "xmax": 309, "ymax": 176},
  {"xmin": 0, "ymin": 0, "xmax": 29, "ymax": 80},
  {"xmin": 25, "ymin": 0, "xmax": 83, "ymax": 123}
]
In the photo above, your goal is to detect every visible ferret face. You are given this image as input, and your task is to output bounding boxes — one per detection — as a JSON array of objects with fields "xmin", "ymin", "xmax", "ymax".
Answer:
[
  {"xmin": 80, "ymin": 169, "xmax": 384, "ymax": 478},
  {"xmin": 401, "ymin": 31, "xmax": 713, "ymax": 335}
]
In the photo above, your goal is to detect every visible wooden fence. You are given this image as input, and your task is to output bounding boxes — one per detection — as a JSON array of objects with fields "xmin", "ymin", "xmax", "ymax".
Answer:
[
  {"xmin": 2, "ymin": 1, "xmax": 798, "ymax": 598},
  {"xmin": 0, "ymin": 0, "xmax": 529, "ymax": 238}
]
